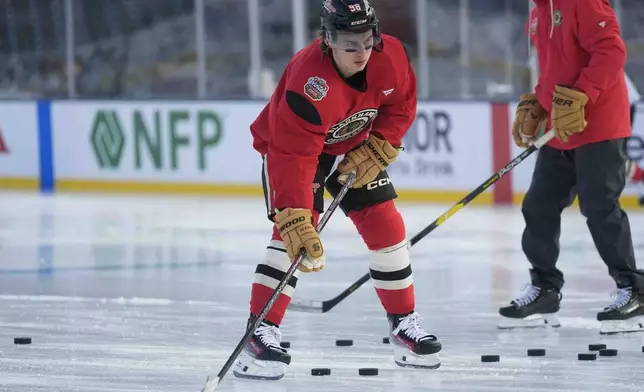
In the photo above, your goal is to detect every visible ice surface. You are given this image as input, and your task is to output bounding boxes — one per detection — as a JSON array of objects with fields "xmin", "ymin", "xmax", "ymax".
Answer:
[{"xmin": 1, "ymin": 192, "xmax": 644, "ymax": 392}]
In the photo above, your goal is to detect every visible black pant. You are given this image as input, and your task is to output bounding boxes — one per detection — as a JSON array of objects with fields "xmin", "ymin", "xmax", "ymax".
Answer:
[
  {"xmin": 522, "ymin": 139, "xmax": 644, "ymax": 291},
  {"xmin": 261, "ymin": 153, "xmax": 398, "ymax": 221}
]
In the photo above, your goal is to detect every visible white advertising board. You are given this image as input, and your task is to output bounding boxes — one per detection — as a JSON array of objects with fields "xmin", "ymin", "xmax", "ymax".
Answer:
[
  {"xmin": 52, "ymin": 101, "xmax": 493, "ymax": 192},
  {"xmin": 52, "ymin": 101, "xmax": 263, "ymax": 183},
  {"xmin": 0, "ymin": 102, "xmax": 40, "ymax": 178},
  {"xmin": 388, "ymin": 102, "xmax": 493, "ymax": 191}
]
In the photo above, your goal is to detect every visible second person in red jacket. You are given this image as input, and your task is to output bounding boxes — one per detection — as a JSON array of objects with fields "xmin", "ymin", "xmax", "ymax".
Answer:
[{"xmin": 499, "ymin": 0, "xmax": 644, "ymax": 335}]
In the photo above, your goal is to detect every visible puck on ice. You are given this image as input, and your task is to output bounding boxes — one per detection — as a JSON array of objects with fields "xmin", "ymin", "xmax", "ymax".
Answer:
[
  {"xmin": 335, "ymin": 339, "xmax": 353, "ymax": 347},
  {"xmin": 13, "ymin": 337, "xmax": 31, "ymax": 345},
  {"xmin": 358, "ymin": 368, "xmax": 378, "ymax": 376},
  {"xmin": 527, "ymin": 349, "xmax": 546, "ymax": 357},
  {"xmin": 599, "ymin": 348, "xmax": 618, "ymax": 357},
  {"xmin": 280, "ymin": 341, "xmax": 291, "ymax": 349},
  {"xmin": 578, "ymin": 353, "xmax": 596, "ymax": 361},
  {"xmin": 481, "ymin": 355, "xmax": 500, "ymax": 363},
  {"xmin": 311, "ymin": 368, "xmax": 331, "ymax": 376},
  {"xmin": 588, "ymin": 344, "xmax": 606, "ymax": 351},
  {"xmin": 382, "ymin": 337, "xmax": 390, "ymax": 344},
  {"xmin": 642, "ymin": 346, "xmax": 644, "ymax": 353}
]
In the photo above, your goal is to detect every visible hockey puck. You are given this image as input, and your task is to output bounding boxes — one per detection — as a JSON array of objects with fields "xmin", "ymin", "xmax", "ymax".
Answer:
[
  {"xmin": 481, "ymin": 355, "xmax": 500, "ymax": 363},
  {"xmin": 13, "ymin": 337, "xmax": 31, "ymax": 345},
  {"xmin": 599, "ymin": 348, "xmax": 618, "ymax": 357},
  {"xmin": 311, "ymin": 368, "xmax": 331, "ymax": 376},
  {"xmin": 358, "ymin": 368, "xmax": 379, "ymax": 376},
  {"xmin": 578, "ymin": 353, "xmax": 597, "ymax": 361},
  {"xmin": 335, "ymin": 339, "xmax": 353, "ymax": 347},
  {"xmin": 280, "ymin": 341, "xmax": 291, "ymax": 349},
  {"xmin": 642, "ymin": 346, "xmax": 644, "ymax": 353},
  {"xmin": 527, "ymin": 348, "xmax": 546, "ymax": 357},
  {"xmin": 588, "ymin": 344, "xmax": 606, "ymax": 351},
  {"xmin": 382, "ymin": 337, "xmax": 390, "ymax": 344}
]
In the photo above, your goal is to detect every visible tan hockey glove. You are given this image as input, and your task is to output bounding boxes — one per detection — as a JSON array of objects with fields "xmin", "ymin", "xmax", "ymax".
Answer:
[
  {"xmin": 551, "ymin": 85, "xmax": 588, "ymax": 143},
  {"xmin": 337, "ymin": 134, "xmax": 399, "ymax": 189},
  {"xmin": 512, "ymin": 93, "xmax": 547, "ymax": 148},
  {"xmin": 275, "ymin": 208, "xmax": 324, "ymax": 273}
]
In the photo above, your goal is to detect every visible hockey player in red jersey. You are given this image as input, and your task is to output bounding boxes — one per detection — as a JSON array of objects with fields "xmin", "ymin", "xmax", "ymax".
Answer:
[{"xmin": 233, "ymin": 0, "xmax": 441, "ymax": 380}]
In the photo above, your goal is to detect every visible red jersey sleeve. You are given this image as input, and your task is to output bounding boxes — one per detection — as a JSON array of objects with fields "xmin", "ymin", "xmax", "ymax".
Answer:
[
  {"xmin": 573, "ymin": 0, "xmax": 626, "ymax": 103},
  {"xmin": 370, "ymin": 50, "xmax": 417, "ymax": 147},
  {"xmin": 266, "ymin": 79, "xmax": 329, "ymax": 212}
]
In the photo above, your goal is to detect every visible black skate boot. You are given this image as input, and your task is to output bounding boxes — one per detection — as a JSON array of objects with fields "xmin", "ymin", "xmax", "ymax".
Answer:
[
  {"xmin": 498, "ymin": 284, "xmax": 562, "ymax": 329},
  {"xmin": 597, "ymin": 287, "xmax": 644, "ymax": 335},
  {"xmin": 388, "ymin": 311, "xmax": 441, "ymax": 369},
  {"xmin": 232, "ymin": 318, "xmax": 291, "ymax": 380}
]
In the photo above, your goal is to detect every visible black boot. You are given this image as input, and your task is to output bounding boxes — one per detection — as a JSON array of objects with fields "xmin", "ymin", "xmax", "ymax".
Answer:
[
  {"xmin": 498, "ymin": 285, "xmax": 562, "ymax": 329},
  {"xmin": 388, "ymin": 311, "xmax": 441, "ymax": 369},
  {"xmin": 232, "ymin": 317, "xmax": 290, "ymax": 380},
  {"xmin": 597, "ymin": 287, "xmax": 644, "ymax": 335}
]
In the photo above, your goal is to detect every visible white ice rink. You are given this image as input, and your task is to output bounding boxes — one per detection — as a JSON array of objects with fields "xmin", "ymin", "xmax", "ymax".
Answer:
[{"xmin": 1, "ymin": 192, "xmax": 643, "ymax": 392}]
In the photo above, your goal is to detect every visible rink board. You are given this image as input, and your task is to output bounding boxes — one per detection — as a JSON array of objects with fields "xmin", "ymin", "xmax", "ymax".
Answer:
[
  {"xmin": 49, "ymin": 100, "xmax": 496, "ymax": 204},
  {"xmin": 0, "ymin": 99, "xmax": 642, "ymax": 207}
]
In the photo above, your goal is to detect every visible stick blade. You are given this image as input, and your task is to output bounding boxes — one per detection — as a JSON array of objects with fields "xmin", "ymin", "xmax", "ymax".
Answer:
[
  {"xmin": 201, "ymin": 375, "xmax": 220, "ymax": 392},
  {"xmin": 287, "ymin": 298, "xmax": 324, "ymax": 313}
]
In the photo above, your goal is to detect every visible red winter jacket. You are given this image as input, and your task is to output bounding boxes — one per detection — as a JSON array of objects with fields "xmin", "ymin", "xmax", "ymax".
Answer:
[{"xmin": 529, "ymin": 0, "xmax": 630, "ymax": 150}]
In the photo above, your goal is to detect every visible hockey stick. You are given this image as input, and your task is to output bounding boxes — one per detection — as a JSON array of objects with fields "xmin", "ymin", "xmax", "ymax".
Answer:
[
  {"xmin": 288, "ymin": 129, "xmax": 556, "ymax": 313},
  {"xmin": 201, "ymin": 171, "xmax": 357, "ymax": 391}
]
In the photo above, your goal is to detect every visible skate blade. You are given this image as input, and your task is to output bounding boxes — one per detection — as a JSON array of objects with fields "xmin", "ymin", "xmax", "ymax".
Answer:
[
  {"xmin": 232, "ymin": 351, "xmax": 286, "ymax": 381},
  {"xmin": 394, "ymin": 352, "xmax": 441, "ymax": 369},
  {"xmin": 599, "ymin": 316, "xmax": 644, "ymax": 335},
  {"xmin": 393, "ymin": 346, "xmax": 441, "ymax": 369},
  {"xmin": 497, "ymin": 313, "xmax": 561, "ymax": 330}
]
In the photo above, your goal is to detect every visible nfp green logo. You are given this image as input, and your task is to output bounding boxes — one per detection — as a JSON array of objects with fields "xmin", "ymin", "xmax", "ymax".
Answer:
[
  {"xmin": 89, "ymin": 108, "xmax": 222, "ymax": 170},
  {"xmin": 91, "ymin": 110, "xmax": 125, "ymax": 168}
]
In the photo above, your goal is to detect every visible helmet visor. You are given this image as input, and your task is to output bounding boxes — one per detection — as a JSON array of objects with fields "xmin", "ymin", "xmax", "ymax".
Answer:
[{"xmin": 328, "ymin": 30, "xmax": 376, "ymax": 53}]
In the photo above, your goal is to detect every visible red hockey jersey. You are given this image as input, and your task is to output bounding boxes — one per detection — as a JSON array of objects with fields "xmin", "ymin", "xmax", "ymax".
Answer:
[
  {"xmin": 529, "ymin": 0, "xmax": 630, "ymax": 150},
  {"xmin": 251, "ymin": 34, "xmax": 416, "ymax": 212}
]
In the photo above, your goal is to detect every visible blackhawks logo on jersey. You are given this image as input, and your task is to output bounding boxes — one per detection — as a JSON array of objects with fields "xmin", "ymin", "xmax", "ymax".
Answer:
[
  {"xmin": 304, "ymin": 76, "xmax": 329, "ymax": 101},
  {"xmin": 325, "ymin": 109, "xmax": 378, "ymax": 145}
]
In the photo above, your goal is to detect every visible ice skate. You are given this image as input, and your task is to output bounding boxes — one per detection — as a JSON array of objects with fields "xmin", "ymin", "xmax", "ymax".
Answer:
[
  {"xmin": 388, "ymin": 311, "xmax": 441, "ymax": 369},
  {"xmin": 498, "ymin": 284, "xmax": 561, "ymax": 329},
  {"xmin": 597, "ymin": 287, "xmax": 644, "ymax": 335},
  {"xmin": 232, "ymin": 319, "xmax": 291, "ymax": 380}
]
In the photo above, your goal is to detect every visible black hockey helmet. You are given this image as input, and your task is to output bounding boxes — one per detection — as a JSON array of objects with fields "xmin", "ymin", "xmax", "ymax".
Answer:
[{"xmin": 320, "ymin": 0, "xmax": 381, "ymax": 44}]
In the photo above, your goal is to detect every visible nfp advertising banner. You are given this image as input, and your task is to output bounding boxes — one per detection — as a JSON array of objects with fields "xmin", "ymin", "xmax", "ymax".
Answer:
[
  {"xmin": 0, "ymin": 102, "xmax": 40, "ymax": 183},
  {"xmin": 52, "ymin": 101, "xmax": 263, "ymax": 184},
  {"xmin": 388, "ymin": 102, "xmax": 492, "ymax": 191}
]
